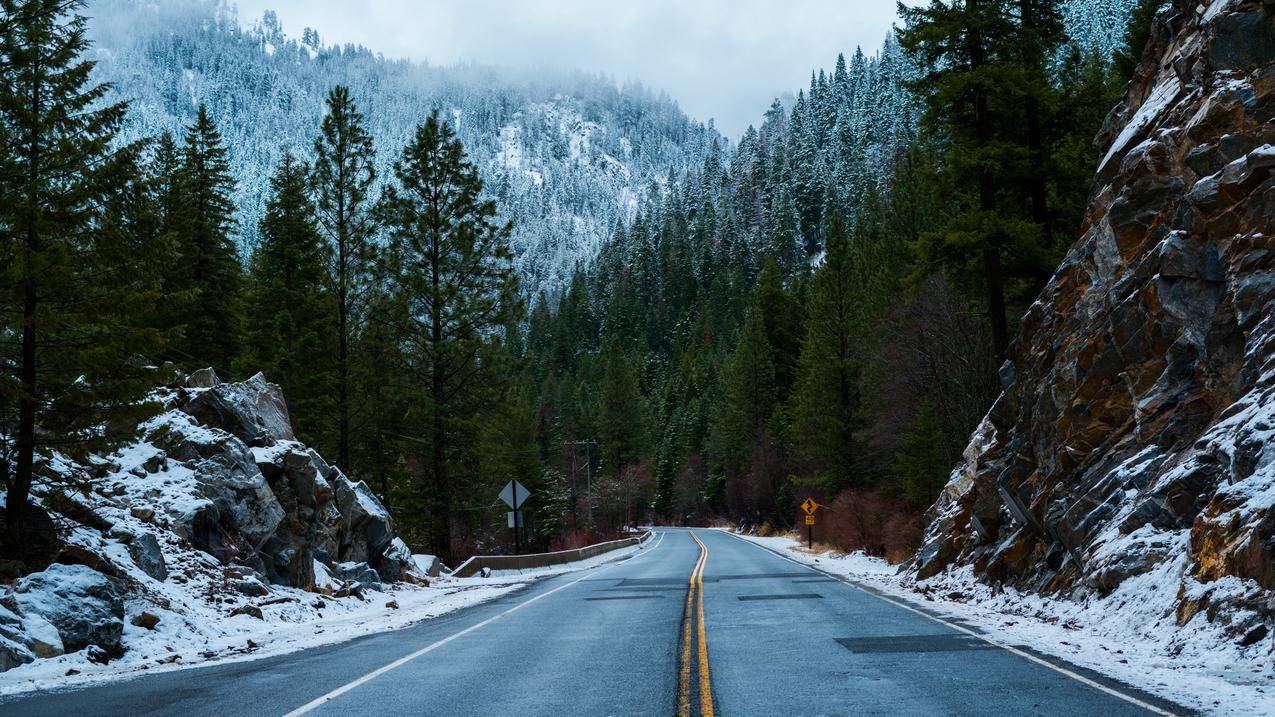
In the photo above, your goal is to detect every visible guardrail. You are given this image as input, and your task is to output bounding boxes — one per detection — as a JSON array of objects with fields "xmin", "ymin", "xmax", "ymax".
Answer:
[{"xmin": 449, "ymin": 531, "xmax": 652, "ymax": 578}]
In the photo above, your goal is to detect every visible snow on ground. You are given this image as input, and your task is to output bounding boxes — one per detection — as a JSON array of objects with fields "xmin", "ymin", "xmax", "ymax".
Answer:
[
  {"xmin": 0, "ymin": 536, "xmax": 648, "ymax": 698},
  {"xmin": 730, "ymin": 530, "xmax": 1274, "ymax": 717},
  {"xmin": 0, "ymin": 575, "xmax": 516, "ymax": 698}
]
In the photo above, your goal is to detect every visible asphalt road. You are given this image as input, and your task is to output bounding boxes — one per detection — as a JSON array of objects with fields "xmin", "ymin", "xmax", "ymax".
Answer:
[{"xmin": 0, "ymin": 528, "xmax": 1191, "ymax": 716}]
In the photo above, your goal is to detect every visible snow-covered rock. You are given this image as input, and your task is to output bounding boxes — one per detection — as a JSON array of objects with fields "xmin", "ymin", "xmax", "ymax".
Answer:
[
  {"xmin": 0, "ymin": 372, "xmax": 426, "ymax": 676},
  {"xmin": 11, "ymin": 564, "xmax": 124, "ymax": 656}
]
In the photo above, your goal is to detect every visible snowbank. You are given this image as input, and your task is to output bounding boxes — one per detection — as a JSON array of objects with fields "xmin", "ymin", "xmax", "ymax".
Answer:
[{"xmin": 731, "ymin": 531, "xmax": 1274, "ymax": 717}]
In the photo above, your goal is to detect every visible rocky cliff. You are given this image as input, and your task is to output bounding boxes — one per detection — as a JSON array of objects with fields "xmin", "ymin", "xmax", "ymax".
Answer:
[
  {"xmin": 916, "ymin": 0, "xmax": 1275, "ymax": 648},
  {"xmin": 1, "ymin": 370, "xmax": 428, "ymax": 673}
]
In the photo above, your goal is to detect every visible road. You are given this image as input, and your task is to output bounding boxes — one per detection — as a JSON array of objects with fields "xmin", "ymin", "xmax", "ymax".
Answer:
[{"xmin": 0, "ymin": 528, "xmax": 1190, "ymax": 716}]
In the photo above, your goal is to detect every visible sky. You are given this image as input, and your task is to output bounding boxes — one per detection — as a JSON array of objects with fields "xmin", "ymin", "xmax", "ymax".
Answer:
[{"xmin": 234, "ymin": 1, "xmax": 903, "ymax": 139}]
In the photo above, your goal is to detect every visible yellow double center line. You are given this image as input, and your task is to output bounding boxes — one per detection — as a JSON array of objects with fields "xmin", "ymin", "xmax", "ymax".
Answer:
[{"xmin": 678, "ymin": 531, "xmax": 714, "ymax": 717}]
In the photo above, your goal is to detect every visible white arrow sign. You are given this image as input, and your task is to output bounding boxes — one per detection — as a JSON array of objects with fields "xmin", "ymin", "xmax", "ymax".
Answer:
[{"xmin": 499, "ymin": 480, "xmax": 531, "ymax": 509}]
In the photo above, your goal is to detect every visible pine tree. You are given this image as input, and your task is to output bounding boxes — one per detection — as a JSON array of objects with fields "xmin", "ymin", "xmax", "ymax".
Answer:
[
  {"xmin": 239, "ymin": 153, "xmax": 336, "ymax": 449},
  {"xmin": 173, "ymin": 103, "xmax": 242, "ymax": 371},
  {"xmin": 1113, "ymin": 0, "xmax": 1161, "ymax": 83},
  {"xmin": 898, "ymin": 0, "xmax": 1037, "ymax": 360},
  {"xmin": 0, "ymin": 0, "xmax": 162, "ymax": 561},
  {"xmin": 891, "ymin": 401, "xmax": 952, "ymax": 509},
  {"xmin": 377, "ymin": 111, "xmax": 519, "ymax": 564},
  {"xmin": 311, "ymin": 85, "xmax": 377, "ymax": 472},
  {"xmin": 790, "ymin": 213, "xmax": 862, "ymax": 491}
]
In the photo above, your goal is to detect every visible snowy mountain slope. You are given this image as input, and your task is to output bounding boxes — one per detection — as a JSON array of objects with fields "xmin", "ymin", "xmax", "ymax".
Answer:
[{"xmin": 84, "ymin": 0, "xmax": 717, "ymax": 298}]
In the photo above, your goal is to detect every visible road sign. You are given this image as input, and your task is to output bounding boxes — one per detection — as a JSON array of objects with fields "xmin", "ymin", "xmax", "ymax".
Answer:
[
  {"xmin": 499, "ymin": 480, "xmax": 531, "ymax": 509},
  {"xmin": 801, "ymin": 498, "xmax": 819, "ymax": 515},
  {"xmin": 805, "ymin": 514, "xmax": 815, "ymax": 526},
  {"xmin": 507, "ymin": 511, "xmax": 524, "ymax": 528}
]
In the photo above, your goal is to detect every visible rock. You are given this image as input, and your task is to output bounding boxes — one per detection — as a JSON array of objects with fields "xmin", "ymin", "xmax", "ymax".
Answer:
[
  {"xmin": 0, "ymin": 633, "xmax": 35, "ymax": 673},
  {"xmin": 21, "ymin": 613, "xmax": 65, "ymax": 658},
  {"xmin": 85, "ymin": 644, "xmax": 111, "ymax": 665},
  {"xmin": 130, "ymin": 506, "xmax": 155, "ymax": 522},
  {"xmin": 181, "ymin": 372, "xmax": 294, "ymax": 447},
  {"xmin": 1207, "ymin": 11, "xmax": 1275, "ymax": 71},
  {"xmin": 14, "ymin": 564, "xmax": 124, "ymax": 654},
  {"xmin": 128, "ymin": 532, "xmax": 168, "ymax": 581},
  {"xmin": 411, "ymin": 554, "xmax": 443, "ymax": 578},
  {"xmin": 1239, "ymin": 623, "xmax": 1268, "ymax": 647},
  {"xmin": 229, "ymin": 604, "xmax": 263, "ymax": 619},
  {"xmin": 377, "ymin": 538, "xmax": 414, "ymax": 583},
  {"xmin": 130, "ymin": 612, "xmax": 161, "ymax": 630},
  {"xmin": 333, "ymin": 562, "xmax": 382, "ymax": 591},
  {"xmin": 333, "ymin": 582, "xmax": 365, "ymax": 600},
  {"xmin": 912, "ymin": 0, "xmax": 1275, "ymax": 633},
  {"xmin": 385, "ymin": 600, "xmax": 399, "ymax": 609},
  {"xmin": 233, "ymin": 577, "xmax": 269, "ymax": 597},
  {"xmin": 152, "ymin": 417, "xmax": 285, "ymax": 560},
  {"xmin": 185, "ymin": 367, "xmax": 221, "ymax": 389},
  {"xmin": 333, "ymin": 473, "xmax": 394, "ymax": 566}
]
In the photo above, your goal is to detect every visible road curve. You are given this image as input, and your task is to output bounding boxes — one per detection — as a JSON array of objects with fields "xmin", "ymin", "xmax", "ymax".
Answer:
[{"xmin": 0, "ymin": 528, "xmax": 1190, "ymax": 716}]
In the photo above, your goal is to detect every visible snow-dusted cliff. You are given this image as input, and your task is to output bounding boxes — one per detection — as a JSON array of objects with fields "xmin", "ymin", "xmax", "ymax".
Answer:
[{"xmin": 917, "ymin": 0, "xmax": 1275, "ymax": 659}]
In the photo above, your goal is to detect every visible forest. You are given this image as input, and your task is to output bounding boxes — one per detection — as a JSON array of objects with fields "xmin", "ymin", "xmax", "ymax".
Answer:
[{"xmin": 1, "ymin": 0, "xmax": 1160, "ymax": 567}]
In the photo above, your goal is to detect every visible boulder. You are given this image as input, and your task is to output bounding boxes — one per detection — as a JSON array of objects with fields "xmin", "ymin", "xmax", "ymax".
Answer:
[
  {"xmin": 0, "ymin": 604, "xmax": 35, "ymax": 672},
  {"xmin": 0, "ymin": 634, "xmax": 34, "ymax": 672},
  {"xmin": 333, "ymin": 473, "xmax": 394, "ymax": 565},
  {"xmin": 333, "ymin": 562, "xmax": 383, "ymax": 592},
  {"xmin": 185, "ymin": 367, "xmax": 221, "ymax": 389},
  {"xmin": 151, "ymin": 419, "xmax": 284, "ymax": 558},
  {"xmin": 377, "ymin": 538, "xmax": 414, "ymax": 583},
  {"xmin": 13, "ymin": 564, "xmax": 124, "ymax": 655},
  {"xmin": 411, "ymin": 554, "xmax": 443, "ymax": 578},
  {"xmin": 21, "ymin": 612, "xmax": 65, "ymax": 658},
  {"xmin": 128, "ymin": 532, "xmax": 168, "ymax": 581},
  {"xmin": 181, "ymin": 372, "xmax": 294, "ymax": 447},
  {"xmin": 130, "ymin": 612, "xmax": 161, "ymax": 630}
]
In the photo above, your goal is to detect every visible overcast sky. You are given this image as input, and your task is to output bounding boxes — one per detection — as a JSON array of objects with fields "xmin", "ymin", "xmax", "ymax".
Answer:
[{"xmin": 234, "ymin": 1, "xmax": 903, "ymax": 139}]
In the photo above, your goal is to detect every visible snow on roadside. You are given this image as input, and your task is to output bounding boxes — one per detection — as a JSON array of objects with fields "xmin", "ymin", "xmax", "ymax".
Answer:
[
  {"xmin": 0, "ymin": 536, "xmax": 652, "ymax": 698},
  {"xmin": 730, "ymin": 531, "xmax": 1274, "ymax": 717},
  {"xmin": 0, "ymin": 576, "xmax": 520, "ymax": 698}
]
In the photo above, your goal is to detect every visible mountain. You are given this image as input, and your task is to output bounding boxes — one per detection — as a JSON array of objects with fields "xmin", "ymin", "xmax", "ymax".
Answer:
[
  {"xmin": 916, "ymin": 0, "xmax": 1275, "ymax": 649},
  {"xmin": 84, "ymin": 0, "xmax": 718, "ymax": 298}
]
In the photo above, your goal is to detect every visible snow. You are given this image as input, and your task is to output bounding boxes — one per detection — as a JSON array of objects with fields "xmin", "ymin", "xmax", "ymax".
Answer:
[
  {"xmin": 731, "ymin": 531, "xmax": 1274, "ymax": 717},
  {"xmin": 1100, "ymin": 74, "xmax": 1181, "ymax": 173},
  {"xmin": 0, "ymin": 575, "xmax": 519, "ymax": 698}
]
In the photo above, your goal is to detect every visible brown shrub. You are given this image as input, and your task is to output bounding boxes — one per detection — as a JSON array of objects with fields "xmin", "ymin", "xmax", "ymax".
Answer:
[{"xmin": 820, "ymin": 490, "xmax": 922, "ymax": 563}]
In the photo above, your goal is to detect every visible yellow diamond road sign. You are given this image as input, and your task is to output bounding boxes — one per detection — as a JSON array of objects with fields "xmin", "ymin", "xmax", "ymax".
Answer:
[{"xmin": 801, "ymin": 498, "xmax": 818, "ymax": 515}]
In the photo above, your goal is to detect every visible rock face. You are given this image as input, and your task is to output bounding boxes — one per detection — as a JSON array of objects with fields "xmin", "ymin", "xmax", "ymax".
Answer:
[{"xmin": 916, "ymin": 0, "xmax": 1275, "ymax": 639}]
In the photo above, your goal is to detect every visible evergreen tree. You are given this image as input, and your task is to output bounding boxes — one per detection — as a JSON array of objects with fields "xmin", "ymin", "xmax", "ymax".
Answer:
[
  {"xmin": 311, "ymin": 85, "xmax": 377, "ymax": 472},
  {"xmin": 898, "ymin": 0, "xmax": 1039, "ymax": 360},
  {"xmin": 173, "ymin": 103, "xmax": 242, "ymax": 371},
  {"xmin": 1112, "ymin": 0, "xmax": 1161, "ymax": 83},
  {"xmin": 790, "ymin": 213, "xmax": 862, "ymax": 491},
  {"xmin": 377, "ymin": 111, "xmax": 519, "ymax": 563},
  {"xmin": 891, "ymin": 401, "xmax": 951, "ymax": 509},
  {"xmin": 0, "ymin": 0, "xmax": 161, "ymax": 561},
  {"xmin": 239, "ymin": 153, "xmax": 336, "ymax": 449}
]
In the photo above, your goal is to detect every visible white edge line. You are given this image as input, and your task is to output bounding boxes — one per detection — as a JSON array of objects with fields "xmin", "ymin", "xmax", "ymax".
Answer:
[
  {"xmin": 719, "ymin": 530, "xmax": 1178, "ymax": 717},
  {"xmin": 281, "ymin": 530, "xmax": 667, "ymax": 717}
]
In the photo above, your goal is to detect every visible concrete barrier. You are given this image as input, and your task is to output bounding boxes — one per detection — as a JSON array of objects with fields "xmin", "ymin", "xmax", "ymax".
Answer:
[{"xmin": 449, "ymin": 531, "xmax": 652, "ymax": 578}]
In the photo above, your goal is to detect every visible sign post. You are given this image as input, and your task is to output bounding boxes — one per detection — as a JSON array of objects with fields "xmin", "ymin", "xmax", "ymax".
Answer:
[
  {"xmin": 801, "ymin": 498, "xmax": 819, "ymax": 549},
  {"xmin": 499, "ymin": 480, "xmax": 532, "ymax": 555}
]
